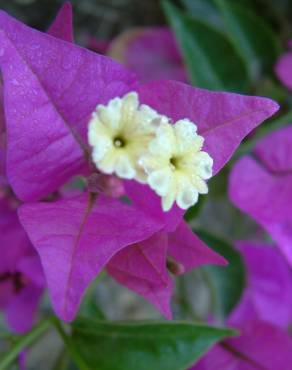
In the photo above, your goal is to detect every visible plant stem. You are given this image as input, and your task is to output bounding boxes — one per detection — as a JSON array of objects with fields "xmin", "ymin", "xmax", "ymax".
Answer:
[
  {"xmin": 0, "ymin": 319, "xmax": 52, "ymax": 370},
  {"xmin": 50, "ymin": 318, "xmax": 90, "ymax": 370}
]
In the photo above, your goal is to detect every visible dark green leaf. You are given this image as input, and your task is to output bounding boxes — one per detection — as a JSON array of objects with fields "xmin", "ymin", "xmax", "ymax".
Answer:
[
  {"xmin": 180, "ymin": 0, "xmax": 224, "ymax": 31},
  {"xmin": 214, "ymin": 0, "xmax": 281, "ymax": 81},
  {"xmin": 162, "ymin": 1, "xmax": 248, "ymax": 91},
  {"xmin": 196, "ymin": 230, "xmax": 245, "ymax": 318},
  {"xmin": 72, "ymin": 319, "xmax": 235, "ymax": 370}
]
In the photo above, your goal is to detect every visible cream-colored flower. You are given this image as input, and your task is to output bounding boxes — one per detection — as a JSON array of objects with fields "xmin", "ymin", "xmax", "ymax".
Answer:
[
  {"xmin": 139, "ymin": 119, "xmax": 213, "ymax": 212},
  {"xmin": 88, "ymin": 92, "xmax": 167, "ymax": 181}
]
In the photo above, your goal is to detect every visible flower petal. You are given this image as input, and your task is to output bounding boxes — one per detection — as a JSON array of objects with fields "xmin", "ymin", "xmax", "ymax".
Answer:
[
  {"xmin": 229, "ymin": 241, "xmax": 292, "ymax": 328},
  {"xmin": 125, "ymin": 180, "xmax": 184, "ymax": 232},
  {"xmin": 5, "ymin": 284, "xmax": 42, "ymax": 334},
  {"xmin": 229, "ymin": 156, "xmax": 292, "ymax": 223},
  {"xmin": 47, "ymin": 2, "xmax": 74, "ymax": 42},
  {"xmin": 0, "ymin": 12, "xmax": 136, "ymax": 201},
  {"xmin": 109, "ymin": 27, "xmax": 187, "ymax": 83},
  {"xmin": 0, "ymin": 199, "xmax": 32, "ymax": 273},
  {"xmin": 254, "ymin": 125, "xmax": 292, "ymax": 173},
  {"xmin": 275, "ymin": 51, "xmax": 292, "ymax": 90},
  {"xmin": 167, "ymin": 221, "xmax": 227, "ymax": 272},
  {"xmin": 107, "ymin": 232, "xmax": 173, "ymax": 319},
  {"xmin": 138, "ymin": 80, "xmax": 279, "ymax": 175},
  {"xmin": 192, "ymin": 321, "xmax": 292, "ymax": 370},
  {"xmin": 18, "ymin": 193, "xmax": 162, "ymax": 321}
]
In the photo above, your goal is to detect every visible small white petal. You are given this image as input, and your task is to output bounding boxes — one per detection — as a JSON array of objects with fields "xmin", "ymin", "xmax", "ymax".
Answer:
[
  {"xmin": 98, "ymin": 152, "xmax": 118, "ymax": 174},
  {"xmin": 194, "ymin": 152, "xmax": 213, "ymax": 179},
  {"xmin": 177, "ymin": 186, "xmax": 199, "ymax": 209},
  {"xmin": 92, "ymin": 137, "xmax": 112, "ymax": 162},
  {"xmin": 120, "ymin": 92, "xmax": 139, "ymax": 130},
  {"xmin": 162, "ymin": 191, "xmax": 176, "ymax": 212},
  {"xmin": 192, "ymin": 177, "xmax": 208, "ymax": 194},
  {"xmin": 148, "ymin": 169, "xmax": 172, "ymax": 196},
  {"xmin": 115, "ymin": 155, "xmax": 136, "ymax": 179},
  {"xmin": 174, "ymin": 119, "xmax": 207, "ymax": 155},
  {"xmin": 98, "ymin": 97, "xmax": 122, "ymax": 131},
  {"xmin": 148, "ymin": 123, "xmax": 175, "ymax": 158}
]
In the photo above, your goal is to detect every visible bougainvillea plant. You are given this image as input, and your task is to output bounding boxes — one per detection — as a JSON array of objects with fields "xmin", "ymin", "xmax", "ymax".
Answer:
[{"xmin": 0, "ymin": 1, "xmax": 290, "ymax": 369}]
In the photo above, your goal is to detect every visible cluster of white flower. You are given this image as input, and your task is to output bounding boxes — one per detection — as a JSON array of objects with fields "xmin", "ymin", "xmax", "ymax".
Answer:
[{"xmin": 88, "ymin": 92, "xmax": 213, "ymax": 212}]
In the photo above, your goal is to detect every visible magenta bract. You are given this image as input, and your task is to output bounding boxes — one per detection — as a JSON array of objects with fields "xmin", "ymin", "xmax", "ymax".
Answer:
[
  {"xmin": 0, "ymin": 10, "xmax": 136, "ymax": 202},
  {"xmin": 192, "ymin": 320, "xmax": 292, "ymax": 370},
  {"xmin": 0, "ymin": 198, "xmax": 44, "ymax": 333},
  {"xmin": 108, "ymin": 232, "xmax": 173, "ymax": 319},
  {"xmin": 109, "ymin": 27, "xmax": 187, "ymax": 83},
  {"xmin": 229, "ymin": 125, "xmax": 292, "ymax": 265},
  {"xmin": 18, "ymin": 193, "xmax": 163, "ymax": 321},
  {"xmin": 229, "ymin": 241, "xmax": 292, "ymax": 328},
  {"xmin": 47, "ymin": 2, "xmax": 74, "ymax": 43},
  {"xmin": 167, "ymin": 221, "xmax": 227, "ymax": 272},
  {"xmin": 0, "ymin": 6, "xmax": 279, "ymax": 322},
  {"xmin": 137, "ymin": 80, "xmax": 279, "ymax": 176},
  {"xmin": 275, "ymin": 43, "xmax": 292, "ymax": 90}
]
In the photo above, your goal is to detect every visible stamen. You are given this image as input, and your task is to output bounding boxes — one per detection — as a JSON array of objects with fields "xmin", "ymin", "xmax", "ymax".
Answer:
[
  {"xmin": 170, "ymin": 157, "xmax": 178, "ymax": 171},
  {"xmin": 114, "ymin": 138, "xmax": 124, "ymax": 147}
]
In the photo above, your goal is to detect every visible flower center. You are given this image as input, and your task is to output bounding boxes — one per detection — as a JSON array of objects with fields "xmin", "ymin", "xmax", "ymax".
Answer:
[
  {"xmin": 113, "ymin": 136, "xmax": 126, "ymax": 148},
  {"xmin": 169, "ymin": 156, "xmax": 179, "ymax": 171}
]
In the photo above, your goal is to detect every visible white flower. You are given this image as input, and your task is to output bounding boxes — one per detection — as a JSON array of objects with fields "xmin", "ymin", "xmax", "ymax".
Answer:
[
  {"xmin": 88, "ymin": 92, "xmax": 167, "ymax": 181},
  {"xmin": 139, "ymin": 119, "xmax": 213, "ymax": 212}
]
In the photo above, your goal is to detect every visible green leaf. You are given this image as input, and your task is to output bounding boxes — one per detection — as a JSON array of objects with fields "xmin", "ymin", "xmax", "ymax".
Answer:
[
  {"xmin": 180, "ymin": 0, "xmax": 224, "ymax": 31},
  {"xmin": 214, "ymin": 0, "xmax": 281, "ymax": 81},
  {"xmin": 72, "ymin": 319, "xmax": 235, "ymax": 370},
  {"xmin": 196, "ymin": 230, "xmax": 245, "ymax": 318},
  {"xmin": 162, "ymin": 1, "xmax": 248, "ymax": 91}
]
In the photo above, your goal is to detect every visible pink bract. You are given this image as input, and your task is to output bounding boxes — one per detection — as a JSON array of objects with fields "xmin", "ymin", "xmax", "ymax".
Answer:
[
  {"xmin": 138, "ymin": 80, "xmax": 279, "ymax": 176},
  {"xmin": 229, "ymin": 241, "xmax": 292, "ymax": 328},
  {"xmin": 0, "ymin": 10, "xmax": 136, "ymax": 201},
  {"xmin": 109, "ymin": 27, "xmax": 187, "ymax": 83},
  {"xmin": 18, "ymin": 193, "xmax": 163, "ymax": 321},
  {"xmin": 47, "ymin": 2, "xmax": 74, "ymax": 43},
  {"xmin": 107, "ymin": 232, "xmax": 173, "ymax": 319},
  {"xmin": 0, "ymin": 11, "xmax": 279, "ymax": 201},
  {"xmin": 275, "ymin": 42, "xmax": 292, "ymax": 90},
  {"xmin": 0, "ymin": 198, "xmax": 44, "ymax": 333},
  {"xmin": 192, "ymin": 321, "xmax": 292, "ymax": 370},
  {"xmin": 0, "ymin": 6, "xmax": 279, "ymax": 322},
  {"xmin": 107, "ymin": 221, "xmax": 226, "ymax": 319},
  {"xmin": 229, "ymin": 125, "xmax": 292, "ymax": 265}
]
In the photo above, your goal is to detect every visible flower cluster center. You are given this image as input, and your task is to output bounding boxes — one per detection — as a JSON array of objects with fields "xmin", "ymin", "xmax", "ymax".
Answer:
[
  {"xmin": 88, "ymin": 92, "xmax": 213, "ymax": 212},
  {"xmin": 113, "ymin": 136, "xmax": 126, "ymax": 148},
  {"xmin": 170, "ymin": 156, "xmax": 179, "ymax": 170}
]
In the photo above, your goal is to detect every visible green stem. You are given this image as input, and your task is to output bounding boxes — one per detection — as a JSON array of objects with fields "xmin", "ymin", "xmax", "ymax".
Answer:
[
  {"xmin": 53, "ymin": 347, "xmax": 70, "ymax": 370},
  {"xmin": 0, "ymin": 319, "xmax": 52, "ymax": 370},
  {"xmin": 50, "ymin": 318, "xmax": 90, "ymax": 370}
]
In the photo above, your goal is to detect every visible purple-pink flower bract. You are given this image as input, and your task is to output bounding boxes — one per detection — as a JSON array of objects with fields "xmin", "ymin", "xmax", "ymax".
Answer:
[
  {"xmin": 229, "ymin": 125, "xmax": 292, "ymax": 267},
  {"xmin": 0, "ymin": 4, "xmax": 279, "ymax": 322}
]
